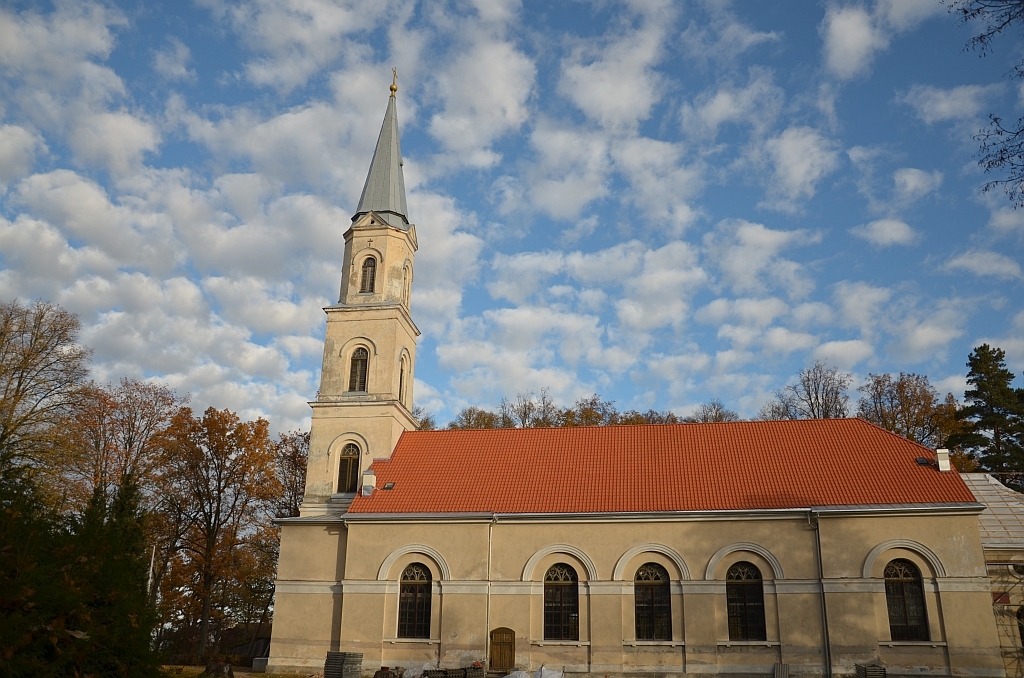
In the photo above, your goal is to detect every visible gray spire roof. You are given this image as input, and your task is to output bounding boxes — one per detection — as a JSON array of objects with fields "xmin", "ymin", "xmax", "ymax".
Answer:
[{"xmin": 353, "ymin": 92, "xmax": 409, "ymax": 228}]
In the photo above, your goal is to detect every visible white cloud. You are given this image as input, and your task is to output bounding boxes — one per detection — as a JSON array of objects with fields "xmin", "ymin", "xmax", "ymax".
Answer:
[
  {"xmin": 203, "ymin": 0, "xmax": 392, "ymax": 92},
  {"xmin": 680, "ymin": 68, "xmax": 785, "ymax": 140},
  {"xmin": 813, "ymin": 339, "xmax": 874, "ymax": 368},
  {"xmin": 428, "ymin": 39, "xmax": 535, "ymax": 167},
  {"xmin": 679, "ymin": 10, "xmax": 780, "ymax": 63},
  {"xmin": 893, "ymin": 167, "xmax": 942, "ymax": 203},
  {"xmin": 944, "ymin": 250, "xmax": 1023, "ymax": 279},
  {"xmin": 0, "ymin": 124, "xmax": 43, "ymax": 186},
  {"xmin": 876, "ymin": 0, "xmax": 945, "ymax": 31},
  {"xmin": 527, "ymin": 122, "xmax": 610, "ymax": 220},
  {"xmin": 704, "ymin": 219, "xmax": 821, "ymax": 298},
  {"xmin": 69, "ymin": 111, "xmax": 160, "ymax": 176},
  {"xmin": 833, "ymin": 281, "xmax": 891, "ymax": 338},
  {"xmin": 760, "ymin": 126, "xmax": 841, "ymax": 212},
  {"xmin": 558, "ymin": 5, "xmax": 674, "ymax": 130},
  {"xmin": 850, "ymin": 218, "xmax": 919, "ymax": 246},
  {"xmin": 821, "ymin": 6, "xmax": 888, "ymax": 80},
  {"xmin": 609, "ymin": 136, "xmax": 702, "ymax": 234},
  {"xmin": 901, "ymin": 84, "xmax": 1002, "ymax": 124},
  {"xmin": 153, "ymin": 37, "xmax": 196, "ymax": 83},
  {"xmin": 890, "ymin": 302, "xmax": 965, "ymax": 361}
]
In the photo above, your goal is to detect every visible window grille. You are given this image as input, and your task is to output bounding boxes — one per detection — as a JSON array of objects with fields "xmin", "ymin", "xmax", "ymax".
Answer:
[
  {"xmin": 635, "ymin": 563, "xmax": 671, "ymax": 641},
  {"xmin": 884, "ymin": 559, "xmax": 928, "ymax": 641},
  {"xmin": 544, "ymin": 563, "xmax": 579, "ymax": 641},
  {"xmin": 337, "ymin": 443, "xmax": 359, "ymax": 493},
  {"xmin": 398, "ymin": 563, "xmax": 431, "ymax": 639},
  {"xmin": 726, "ymin": 561, "xmax": 767, "ymax": 641},
  {"xmin": 360, "ymin": 257, "xmax": 376, "ymax": 293},
  {"xmin": 349, "ymin": 347, "xmax": 368, "ymax": 392}
]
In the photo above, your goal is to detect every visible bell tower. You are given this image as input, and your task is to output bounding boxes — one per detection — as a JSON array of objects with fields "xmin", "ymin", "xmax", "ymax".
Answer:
[{"xmin": 300, "ymin": 75, "xmax": 419, "ymax": 515}]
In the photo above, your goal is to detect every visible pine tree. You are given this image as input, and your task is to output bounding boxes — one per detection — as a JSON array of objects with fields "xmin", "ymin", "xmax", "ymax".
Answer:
[{"xmin": 949, "ymin": 345, "xmax": 1024, "ymax": 474}]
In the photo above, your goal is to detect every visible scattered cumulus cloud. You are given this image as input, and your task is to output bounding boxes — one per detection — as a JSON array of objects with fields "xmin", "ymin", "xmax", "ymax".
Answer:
[
  {"xmin": 760, "ymin": 126, "xmax": 841, "ymax": 212},
  {"xmin": 900, "ymin": 84, "xmax": 1002, "ymax": 124},
  {"xmin": 850, "ymin": 218, "xmax": 919, "ymax": 246},
  {"xmin": 944, "ymin": 250, "xmax": 1023, "ymax": 279}
]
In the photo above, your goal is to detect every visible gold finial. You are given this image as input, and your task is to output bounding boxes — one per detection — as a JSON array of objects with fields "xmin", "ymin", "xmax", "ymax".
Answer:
[{"xmin": 390, "ymin": 67, "xmax": 398, "ymax": 96}]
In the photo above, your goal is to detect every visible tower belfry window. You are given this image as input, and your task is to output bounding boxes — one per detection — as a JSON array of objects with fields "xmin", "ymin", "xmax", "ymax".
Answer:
[
  {"xmin": 360, "ymin": 257, "xmax": 376, "ymax": 293},
  {"xmin": 338, "ymin": 443, "xmax": 359, "ymax": 493},
  {"xmin": 349, "ymin": 347, "xmax": 369, "ymax": 392}
]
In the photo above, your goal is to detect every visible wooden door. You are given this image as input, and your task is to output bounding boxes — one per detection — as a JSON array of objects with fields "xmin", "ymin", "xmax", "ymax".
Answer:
[{"xmin": 489, "ymin": 627, "xmax": 515, "ymax": 671}]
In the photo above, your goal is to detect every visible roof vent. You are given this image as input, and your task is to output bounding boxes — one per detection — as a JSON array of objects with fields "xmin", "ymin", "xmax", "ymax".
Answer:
[
  {"xmin": 361, "ymin": 469, "xmax": 376, "ymax": 496},
  {"xmin": 936, "ymin": 448, "xmax": 951, "ymax": 472},
  {"xmin": 915, "ymin": 457, "xmax": 931, "ymax": 466}
]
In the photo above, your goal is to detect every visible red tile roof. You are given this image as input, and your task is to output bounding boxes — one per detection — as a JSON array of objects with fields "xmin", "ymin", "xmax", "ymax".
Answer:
[{"xmin": 346, "ymin": 418, "xmax": 977, "ymax": 515}]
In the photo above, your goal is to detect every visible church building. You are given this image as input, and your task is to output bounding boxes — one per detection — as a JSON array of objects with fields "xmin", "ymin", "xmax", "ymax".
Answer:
[{"xmin": 267, "ymin": 82, "xmax": 1007, "ymax": 678}]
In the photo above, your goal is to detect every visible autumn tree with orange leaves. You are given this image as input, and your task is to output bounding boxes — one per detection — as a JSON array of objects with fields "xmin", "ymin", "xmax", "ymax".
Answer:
[{"xmin": 155, "ymin": 407, "xmax": 282, "ymax": 658}]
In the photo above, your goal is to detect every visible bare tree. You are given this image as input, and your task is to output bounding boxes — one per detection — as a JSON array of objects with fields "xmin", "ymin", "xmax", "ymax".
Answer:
[
  {"xmin": 411, "ymin": 405, "xmax": 436, "ymax": 430},
  {"xmin": 274, "ymin": 430, "xmax": 308, "ymax": 519},
  {"xmin": 447, "ymin": 406, "xmax": 501, "ymax": 429},
  {"xmin": 0, "ymin": 299, "xmax": 90, "ymax": 477},
  {"xmin": 685, "ymin": 399, "xmax": 740, "ymax": 423},
  {"xmin": 759, "ymin": 361, "xmax": 852, "ymax": 420},
  {"xmin": 948, "ymin": 0, "xmax": 1024, "ymax": 206}
]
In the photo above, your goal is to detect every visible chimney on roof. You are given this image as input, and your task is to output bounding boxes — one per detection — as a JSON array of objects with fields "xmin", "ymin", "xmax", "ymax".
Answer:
[
  {"xmin": 936, "ymin": 448, "xmax": 951, "ymax": 472},
  {"xmin": 362, "ymin": 469, "xmax": 376, "ymax": 496}
]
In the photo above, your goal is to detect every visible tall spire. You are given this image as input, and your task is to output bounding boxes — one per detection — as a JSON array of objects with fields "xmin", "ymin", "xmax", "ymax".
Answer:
[{"xmin": 353, "ymin": 70, "xmax": 409, "ymax": 229}]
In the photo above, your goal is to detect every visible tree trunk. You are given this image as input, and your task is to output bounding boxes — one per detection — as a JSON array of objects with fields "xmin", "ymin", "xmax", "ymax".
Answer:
[{"xmin": 197, "ymin": 568, "xmax": 215, "ymax": 658}]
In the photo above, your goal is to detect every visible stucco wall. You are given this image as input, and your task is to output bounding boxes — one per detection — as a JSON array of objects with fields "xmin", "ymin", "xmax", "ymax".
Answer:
[{"xmin": 268, "ymin": 511, "xmax": 1005, "ymax": 678}]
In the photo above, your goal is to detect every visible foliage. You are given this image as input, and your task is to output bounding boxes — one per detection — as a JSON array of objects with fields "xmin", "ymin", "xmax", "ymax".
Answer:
[
  {"xmin": 0, "ymin": 474, "xmax": 161, "ymax": 678},
  {"xmin": 273, "ymin": 430, "xmax": 308, "ymax": 520},
  {"xmin": 759, "ymin": 361, "xmax": 852, "ymax": 420},
  {"xmin": 856, "ymin": 373, "xmax": 966, "ymax": 447},
  {"xmin": 411, "ymin": 406, "xmax": 436, "ymax": 430},
  {"xmin": 154, "ymin": 407, "xmax": 282, "ymax": 657},
  {"xmin": 948, "ymin": 0, "xmax": 1024, "ymax": 206},
  {"xmin": 0, "ymin": 299, "xmax": 90, "ymax": 480},
  {"xmin": 947, "ymin": 344, "xmax": 1024, "ymax": 473}
]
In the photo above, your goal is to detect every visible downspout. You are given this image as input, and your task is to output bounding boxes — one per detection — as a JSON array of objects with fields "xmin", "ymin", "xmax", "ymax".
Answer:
[
  {"xmin": 485, "ymin": 515, "xmax": 496, "ymax": 667},
  {"xmin": 810, "ymin": 510, "xmax": 833, "ymax": 678}
]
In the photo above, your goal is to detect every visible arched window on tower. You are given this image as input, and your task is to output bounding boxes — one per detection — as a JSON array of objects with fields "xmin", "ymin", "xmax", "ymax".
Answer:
[
  {"xmin": 634, "ymin": 563, "xmax": 671, "ymax": 640},
  {"xmin": 398, "ymin": 356, "xmax": 406, "ymax": 406},
  {"xmin": 349, "ymin": 347, "xmax": 368, "ymax": 392},
  {"xmin": 884, "ymin": 559, "xmax": 928, "ymax": 641},
  {"xmin": 726, "ymin": 561, "xmax": 766, "ymax": 641},
  {"xmin": 337, "ymin": 443, "xmax": 359, "ymax": 493},
  {"xmin": 360, "ymin": 257, "xmax": 376, "ymax": 293},
  {"xmin": 398, "ymin": 563, "xmax": 431, "ymax": 639},
  {"xmin": 544, "ymin": 563, "xmax": 579, "ymax": 641},
  {"xmin": 402, "ymin": 264, "xmax": 411, "ymax": 306}
]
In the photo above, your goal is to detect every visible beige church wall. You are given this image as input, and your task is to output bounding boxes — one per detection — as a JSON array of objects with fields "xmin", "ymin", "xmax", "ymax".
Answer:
[
  {"xmin": 273, "ymin": 511, "xmax": 1005, "ymax": 677},
  {"xmin": 985, "ymin": 562, "xmax": 1024, "ymax": 678},
  {"xmin": 269, "ymin": 590, "xmax": 342, "ymax": 672},
  {"xmin": 340, "ymin": 218, "xmax": 417, "ymax": 307},
  {"xmin": 277, "ymin": 522, "xmax": 348, "ymax": 582}
]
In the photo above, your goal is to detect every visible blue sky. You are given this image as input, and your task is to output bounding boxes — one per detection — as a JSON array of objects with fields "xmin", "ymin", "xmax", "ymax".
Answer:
[{"xmin": 1, "ymin": 0, "xmax": 1022, "ymax": 430}]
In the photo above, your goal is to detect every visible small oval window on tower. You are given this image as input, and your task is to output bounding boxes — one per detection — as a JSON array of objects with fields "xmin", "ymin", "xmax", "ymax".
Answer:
[
  {"xmin": 349, "ymin": 347, "xmax": 369, "ymax": 392},
  {"xmin": 360, "ymin": 257, "xmax": 376, "ymax": 293}
]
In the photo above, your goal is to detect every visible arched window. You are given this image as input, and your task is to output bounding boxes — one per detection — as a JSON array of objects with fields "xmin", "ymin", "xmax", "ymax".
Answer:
[
  {"xmin": 337, "ymin": 443, "xmax": 359, "ymax": 493},
  {"xmin": 398, "ymin": 563, "xmax": 431, "ymax": 639},
  {"xmin": 398, "ymin": 356, "xmax": 406, "ymax": 406},
  {"xmin": 635, "ymin": 562, "xmax": 671, "ymax": 640},
  {"xmin": 884, "ymin": 559, "xmax": 928, "ymax": 641},
  {"xmin": 402, "ymin": 264, "xmax": 411, "ymax": 306},
  {"xmin": 359, "ymin": 257, "xmax": 376, "ymax": 293},
  {"xmin": 348, "ymin": 347, "xmax": 368, "ymax": 392},
  {"xmin": 544, "ymin": 563, "xmax": 579, "ymax": 641},
  {"xmin": 726, "ymin": 561, "xmax": 766, "ymax": 641}
]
